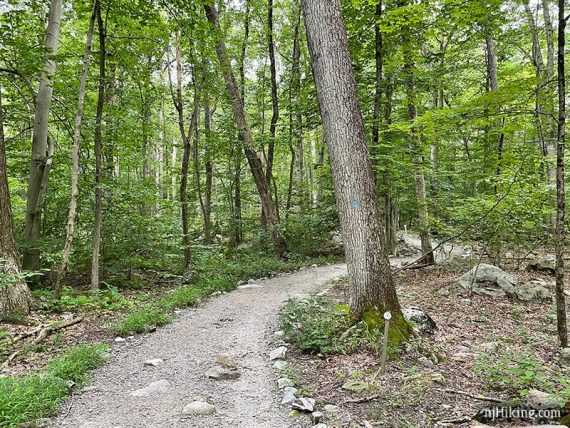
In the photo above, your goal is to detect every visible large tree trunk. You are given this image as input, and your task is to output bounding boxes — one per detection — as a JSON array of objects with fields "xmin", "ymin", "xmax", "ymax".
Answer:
[
  {"xmin": 266, "ymin": 0, "xmax": 279, "ymax": 189},
  {"xmin": 203, "ymin": 102, "xmax": 213, "ymax": 244},
  {"xmin": 54, "ymin": 0, "xmax": 98, "ymax": 299},
  {"xmin": 0, "ymin": 88, "xmax": 33, "ymax": 317},
  {"xmin": 402, "ymin": 15, "xmax": 434, "ymax": 265},
  {"xmin": 22, "ymin": 0, "xmax": 62, "ymax": 283},
  {"xmin": 90, "ymin": 5, "xmax": 106, "ymax": 290},
  {"xmin": 555, "ymin": 0, "xmax": 568, "ymax": 348},
  {"xmin": 302, "ymin": 0, "xmax": 407, "ymax": 333},
  {"xmin": 204, "ymin": 4, "xmax": 287, "ymax": 257}
]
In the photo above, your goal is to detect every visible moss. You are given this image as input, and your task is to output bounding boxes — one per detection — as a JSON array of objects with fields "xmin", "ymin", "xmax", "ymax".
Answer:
[{"xmin": 360, "ymin": 306, "xmax": 411, "ymax": 348}]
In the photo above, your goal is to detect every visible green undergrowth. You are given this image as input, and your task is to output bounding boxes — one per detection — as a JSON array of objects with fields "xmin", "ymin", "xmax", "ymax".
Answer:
[
  {"xmin": 0, "ymin": 343, "xmax": 108, "ymax": 428},
  {"xmin": 116, "ymin": 254, "xmax": 337, "ymax": 335}
]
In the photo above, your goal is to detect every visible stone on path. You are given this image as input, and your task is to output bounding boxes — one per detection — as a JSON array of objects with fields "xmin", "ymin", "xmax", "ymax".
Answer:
[
  {"xmin": 115, "ymin": 337, "xmax": 126, "ymax": 343},
  {"xmin": 277, "ymin": 377, "xmax": 294, "ymax": 388},
  {"xmin": 144, "ymin": 358, "xmax": 164, "ymax": 367},
  {"xmin": 292, "ymin": 397, "xmax": 315, "ymax": 412},
  {"xmin": 342, "ymin": 380, "xmax": 371, "ymax": 394},
  {"xmin": 237, "ymin": 284, "xmax": 262, "ymax": 289},
  {"xmin": 205, "ymin": 366, "xmax": 240, "ymax": 380},
  {"xmin": 402, "ymin": 307, "xmax": 437, "ymax": 334},
  {"xmin": 270, "ymin": 346, "xmax": 287, "ymax": 360},
  {"xmin": 324, "ymin": 404, "xmax": 340, "ymax": 414},
  {"xmin": 182, "ymin": 401, "xmax": 216, "ymax": 416},
  {"xmin": 215, "ymin": 353, "xmax": 237, "ymax": 368},
  {"xmin": 273, "ymin": 360, "xmax": 288, "ymax": 370},
  {"xmin": 131, "ymin": 379, "xmax": 170, "ymax": 397},
  {"xmin": 281, "ymin": 386, "xmax": 298, "ymax": 405},
  {"xmin": 311, "ymin": 411, "xmax": 323, "ymax": 423},
  {"xmin": 525, "ymin": 389, "xmax": 561, "ymax": 409}
]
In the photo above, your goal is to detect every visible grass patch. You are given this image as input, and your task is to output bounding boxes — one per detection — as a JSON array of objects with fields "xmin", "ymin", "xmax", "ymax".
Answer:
[
  {"xmin": 0, "ymin": 343, "xmax": 108, "ymax": 428},
  {"xmin": 116, "ymin": 254, "xmax": 337, "ymax": 336}
]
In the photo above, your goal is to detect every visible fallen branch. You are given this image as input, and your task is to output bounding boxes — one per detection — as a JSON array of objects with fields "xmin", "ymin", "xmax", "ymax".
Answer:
[
  {"xmin": 435, "ymin": 416, "xmax": 472, "ymax": 425},
  {"xmin": 342, "ymin": 394, "xmax": 380, "ymax": 404},
  {"xmin": 2, "ymin": 317, "xmax": 84, "ymax": 368},
  {"xmin": 436, "ymin": 388, "xmax": 504, "ymax": 403}
]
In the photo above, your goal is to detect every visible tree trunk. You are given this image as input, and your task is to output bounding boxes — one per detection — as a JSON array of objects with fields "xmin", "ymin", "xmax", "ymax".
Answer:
[
  {"xmin": 54, "ymin": 0, "xmax": 98, "ymax": 299},
  {"xmin": 0, "ymin": 88, "xmax": 33, "ymax": 317},
  {"xmin": 371, "ymin": 0, "xmax": 382, "ymax": 185},
  {"xmin": 302, "ymin": 0, "xmax": 407, "ymax": 334},
  {"xmin": 266, "ymin": 0, "xmax": 279, "ymax": 188},
  {"xmin": 203, "ymin": 102, "xmax": 213, "ymax": 244},
  {"xmin": 90, "ymin": 5, "xmax": 106, "ymax": 290},
  {"xmin": 204, "ymin": 3, "xmax": 287, "ymax": 257},
  {"xmin": 22, "ymin": 0, "xmax": 62, "ymax": 283},
  {"xmin": 402, "ymin": 13, "xmax": 434, "ymax": 265},
  {"xmin": 555, "ymin": 0, "xmax": 568, "ymax": 348},
  {"xmin": 543, "ymin": 0, "xmax": 554, "ymax": 71}
]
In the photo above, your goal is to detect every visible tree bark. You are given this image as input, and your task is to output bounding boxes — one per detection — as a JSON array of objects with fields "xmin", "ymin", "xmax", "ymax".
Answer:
[
  {"xmin": 54, "ymin": 0, "xmax": 98, "ymax": 299},
  {"xmin": 555, "ymin": 0, "xmax": 568, "ymax": 348},
  {"xmin": 90, "ymin": 5, "xmax": 106, "ymax": 290},
  {"xmin": 203, "ymin": 102, "xmax": 213, "ymax": 244},
  {"xmin": 302, "ymin": 0, "xmax": 406, "ymax": 329},
  {"xmin": 22, "ymin": 0, "xmax": 62, "ymax": 283},
  {"xmin": 371, "ymin": 0, "xmax": 382, "ymax": 185},
  {"xmin": 0, "ymin": 88, "xmax": 33, "ymax": 317},
  {"xmin": 204, "ymin": 3, "xmax": 287, "ymax": 257},
  {"xmin": 266, "ymin": 0, "xmax": 279, "ymax": 187}
]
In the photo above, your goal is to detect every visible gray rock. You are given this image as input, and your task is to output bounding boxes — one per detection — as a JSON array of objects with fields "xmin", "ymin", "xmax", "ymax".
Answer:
[
  {"xmin": 516, "ymin": 281, "xmax": 551, "ymax": 302},
  {"xmin": 526, "ymin": 256, "xmax": 555, "ymax": 275},
  {"xmin": 114, "ymin": 337, "xmax": 126, "ymax": 343},
  {"xmin": 525, "ymin": 389, "xmax": 562, "ymax": 409},
  {"xmin": 417, "ymin": 356, "xmax": 434, "ymax": 366},
  {"xmin": 215, "ymin": 353, "xmax": 237, "ymax": 368},
  {"xmin": 311, "ymin": 411, "xmax": 324, "ymax": 423},
  {"xmin": 270, "ymin": 346, "xmax": 287, "ymax": 360},
  {"xmin": 237, "ymin": 283, "xmax": 262, "ymax": 289},
  {"xmin": 312, "ymin": 425, "xmax": 328, "ymax": 428},
  {"xmin": 182, "ymin": 400, "xmax": 216, "ymax": 415},
  {"xmin": 274, "ymin": 330, "xmax": 285, "ymax": 337},
  {"xmin": 456, "ymin": 263, "xmax": 517, "ymax": 297},
  {"xmin": 402, "ymin": 307, "xmax": 437, "ymax": 334},
  {"xmin": 460, "ymin": 298, "xmax": 471, "ymax": 306},
  {"xmin": 131, "ymin": 379, "xmax": 170, "ymax": 397},
  {"xmin": 324, "ymin": 404, "xmax": 340, "ymax": 414},
  {"xmin": 273, "ymin": 360, "xmax": 288, "ymax": 370},
  {"xmin": 205, "ymin": 366, "xmax": 240, "ymax": 380},
  {"xmin": 292, "ymin": 397, "xmax": 316, "ymax": 412},
  {"xmin": 144, "ymin": 358, "xmax": 164, "ymax": 367},
  {"xmin": 281, "ymin": 387, "xmax": 298, "ymax": 405},
  {"xmin": 277, "ymin": 377, "xmax": 294, "ymax": 388}
]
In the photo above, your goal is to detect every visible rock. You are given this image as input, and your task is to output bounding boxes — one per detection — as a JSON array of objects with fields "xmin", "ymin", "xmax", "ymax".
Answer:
[
  {"xmin": 115, "ymin": 337, "xmax": 126, "ymax": 343},
  {"xmin": 402, "ymin": 307, "xmax": 437, "ymax": 334},
  {"xmin": 248, "ymin": 278, "xmax": 256, "ymax": 284},
  {"xmin": 516, "ymin": 281, "xmax": 551, "ymax": 302},
  {"xmin": 324, "ymin": 404, "xmax": 340, "ymax": 414},
  {"xmin": 525, "ymin": 389, "xmax": 562, "ymax": 409},
  {"xmin": 278, "ymin": 377, "xmax": 294, "ymax": 388},
  {"xmin": 478, "ymin": 342, "xmax": 499, "ymax": 352},
  {"xmin": 460, "ymin": 298, "xmax": 471, "ymax": 306},
  {"xmin": 311, "ymin": 411, "xmax": 324, "ymax": 423},
  {"xmin": 237, "ymin": 283, "xmax": 262, "ymax": 289},
  {"xmin": 292, "ymin": 397, "xmax": 316, "ymax": 412},
  {"xmin": 560, "ymin": 347, "xmax": 570, "ymax": 364},
  {"xmin": 273, "ymin": 360, "xmax": 288, "ymax": 370},
  {"xmin": 211, "ymin": 291, "xmax": 222, "ymax": 296},
  {"xmin": 182, "ymin": 400, "xmax": 216, "ymax": 415},
  {"xmin": 526, "ymin": 256, "xmax": 555, "ymax": 275},
  {"xmin": 281, "ymin": 387, "xmax": 298, "ymax": 405},
  {"xmin": 312, "ymin": 425, "xmax": 328, "ymax": 428},
  {"xmin": 144, "ymin": 358, "xmax": 164, "ymax": 367},
  {"xmin": 274, "ymin": 330, "xmax": 285, "ymax": 337},
  {"xmin": 456, "ymin": 263, "xmax": 517, "ymax": 297},
  {"xmin": 131, "ymin": 379, "xmax": 170, "ymax": 397},
  {"xmin": 451, "ymin": 352, "xmax": 472, "ymax": 362},
  {"xmin": 417, "ymin": 356, "xmax": 434, "ymax": 366},
  {"xmin": 341, "ymin": 380, "xmax": 372, "ymax": 394},
  {"xmin": 215, "ymin": 353, "xmax": 237, "ymax": 368},
  {"xmin": 205, "ymin": 366, "xmax": 240, "ymax": 380},
  {"xmin": 270, "ymin": 346, "xmax": 287, "ymax": 360}
]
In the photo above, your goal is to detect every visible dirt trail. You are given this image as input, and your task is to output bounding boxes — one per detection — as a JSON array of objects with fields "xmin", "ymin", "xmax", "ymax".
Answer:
[{"xmin": 52, "ymin": 264, "xmax": 348, "ymax": 428}]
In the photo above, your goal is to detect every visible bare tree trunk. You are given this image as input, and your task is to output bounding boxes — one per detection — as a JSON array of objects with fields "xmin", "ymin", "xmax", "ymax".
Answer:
[
  {"xmin": 402, "ymin": 14, "xmax": 434, "ymax": 265},
  {"xmin": 543, "ymin": 0, "xmax": 554, "ymax": 71},
  {"xmin": 54, "ymin": 0, "xmax": 98, "ymax": 299},
  {"xmin": 90, "ymin": 5, "xmax": 106, "ymax": 290},
  {"xmin": 302, "ymin": 0, "xmax": 407, "ymax": 333},
  {"xmin": 266, "ymin": 0, "xmax": 279, "ymax": 188},
  {"xmin": 204, "ymin": 3, "xmax": 287, "ymax": 257},
  {"xmin": 0, "ymin": 88, "xmax": 33, "ymax": 317},
  {"xmin": 203, "ymin": 102, "xmax": 213, "ymax": 244},
  {"xmin": 22, "ymin": 0, "xmax": 62, "ymax": 283},
  {"xmin": 555, "ymin": 0, "xmax": 568, "ymax": 348}
]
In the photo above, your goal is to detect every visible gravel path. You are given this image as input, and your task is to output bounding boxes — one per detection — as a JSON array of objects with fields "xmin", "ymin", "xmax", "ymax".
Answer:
[{"xmin": 52, "ymin": 263, "xmax": 348, "ymax": 428}]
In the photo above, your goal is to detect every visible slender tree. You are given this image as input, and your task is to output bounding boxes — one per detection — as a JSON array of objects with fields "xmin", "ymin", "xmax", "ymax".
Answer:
[
  {"xmin": 54, "ymin": 0, "xmax": 99, "ymax": 299},
  {"xmin": 555, "ymin": 0, "xmax": 568, "ymax": 348},
  {"xmin": 204, "ymin": 2, "xmax": 287, "ymax": 257},
  {"xmin": 22, "ymin": 0, "xmax": 62, "ymax": 283},
  {"xmin": 302, "ymin": 0, "xmax": 408, "ymax": 335}
]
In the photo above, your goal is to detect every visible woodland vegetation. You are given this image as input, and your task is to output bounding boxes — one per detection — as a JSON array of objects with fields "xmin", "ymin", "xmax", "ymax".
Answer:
[{"xmin": 1, "ymin": 0, "xmax": 570, "ymax": 426}]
